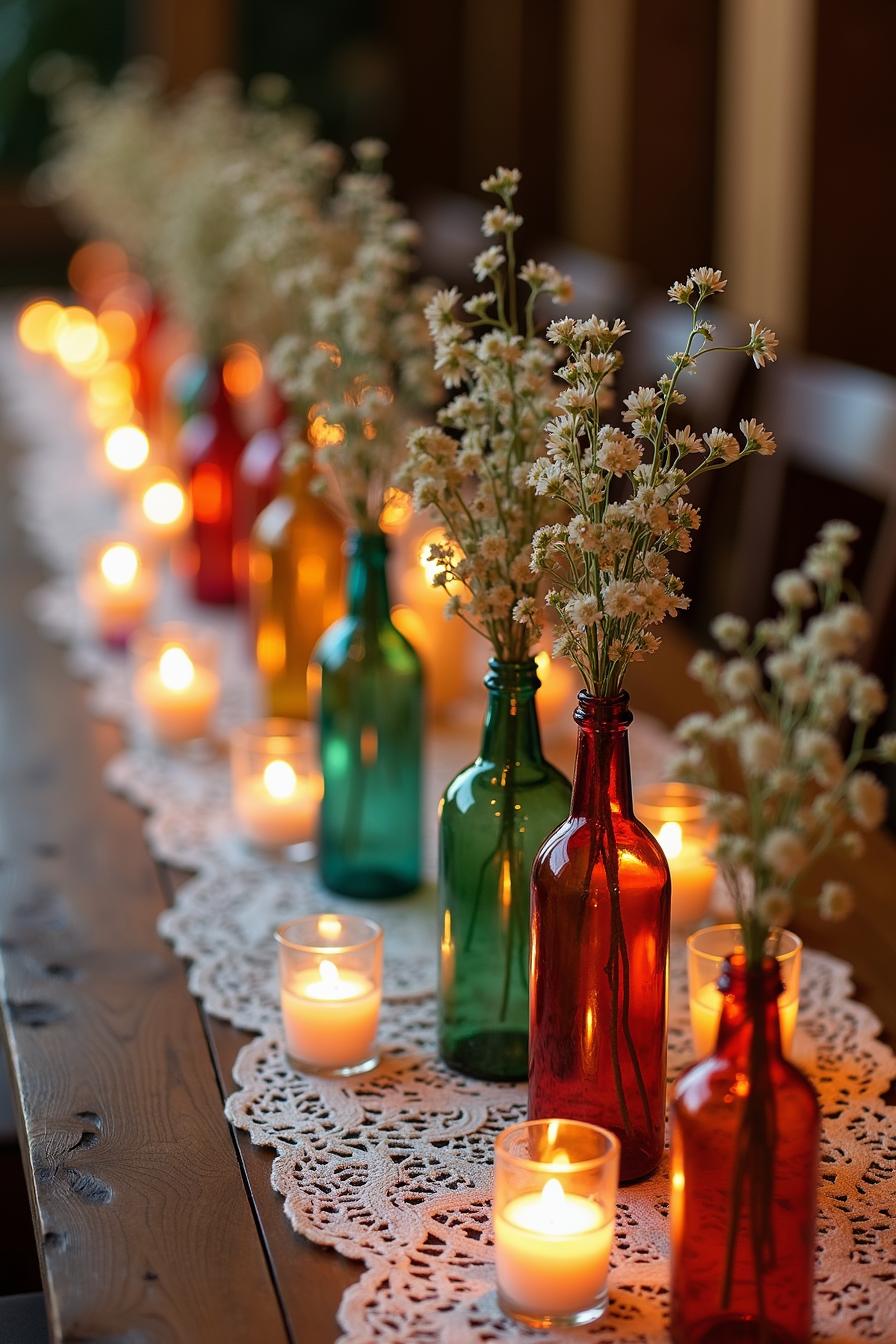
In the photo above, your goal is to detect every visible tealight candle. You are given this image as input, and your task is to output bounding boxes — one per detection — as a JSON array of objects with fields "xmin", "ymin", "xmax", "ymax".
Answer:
[
  {"xmin": 493, "ymin": 1119, "xmax": 619, "ymax": 1329},
  {"xmin": 637, "ymin": 783, "xmax": 718, "ymax": 929},
  {"xmin": 687, "ymin": 923, "xmax": 802, "ymax": 1057},
  {"xmin": 231, "ymin": 720, "xmax": 322, "ymax": 855},
  {"xmin": 103, "ymin": 423, "xmax": 150, "ymax": 481},
  {"xmin": 80, "ymin": 539, "xmax": 156, "ymax": 647},
  {"xmin": 276, "ymin": 915, "xmax": 383, "ymax": 1075},
  {"xmin": 133, "ymin": 627, "xmax": 219, "ymax": 744},
  {"xmin": 395, "ymin": 525, "xmax": 469, "ymax": 715},
  {"xmin": 127, "ymin": 467, "xmax": 191, "ymax": 550}
]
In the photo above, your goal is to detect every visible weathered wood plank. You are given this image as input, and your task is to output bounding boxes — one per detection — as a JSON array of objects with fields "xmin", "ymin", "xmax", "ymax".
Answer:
[{"xmin": 0, "ymin": 428, "xmax": 290, "ymax": 1344}]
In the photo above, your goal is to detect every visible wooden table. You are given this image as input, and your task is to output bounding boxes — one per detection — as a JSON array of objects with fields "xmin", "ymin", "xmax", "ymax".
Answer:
[{"xmin": 1, "ymin": 422, "xmax": 894, "ymax": 1342}]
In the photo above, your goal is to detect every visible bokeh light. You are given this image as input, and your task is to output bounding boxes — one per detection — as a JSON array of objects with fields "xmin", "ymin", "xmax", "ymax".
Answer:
[
  {"xmin": 104, "ymin": 424, "xmax": 150, "ymax": 473},
  {"xmin": 18, "ymin": 299, "xmax": 63, "ymax": 354},
  {"xmin": 99, "ymin": 542, "xmax": 140, "ymax": 588},
  {"xmin": 53, "ymin": 307, "xmax": 109, "ymax": 377},
  {"xmin": 222, "ymin": 342, "xmax": 264, "ymax": 398}
]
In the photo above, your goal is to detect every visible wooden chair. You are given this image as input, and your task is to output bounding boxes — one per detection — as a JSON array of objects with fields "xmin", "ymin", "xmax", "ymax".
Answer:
[{"xmin": 721, "ymin": 354, "xmax": 896, "ymax": 674}]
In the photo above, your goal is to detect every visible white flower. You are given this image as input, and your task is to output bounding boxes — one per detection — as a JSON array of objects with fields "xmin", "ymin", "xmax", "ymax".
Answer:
[
  {"xmin": 595, "ymin": 427, "xmax": 642, "ymax": 476},
  {"xmin": 761, "ymin": 828, "xmax": 809, "ymax": 879},
  {"xmin": 739, "ymin": 722, "xmax": 782, "ymax": 775},
  {"xmin": 878, "ymin": 733, "xmax": 896, "ymax": 763},
  {"xmin": 676, "ymin": 712, "xmax": 715, "ymax": 744},
  {"xmin": 772, "ymin": 569, "xmax": 815, "ymax": 609},
  {"xmin": 847, "ymin": 771, "xmax": 887, "ymax": 830},
  {"xmin": 565, "ymin": 594, "xmax": 602, "ymax": 627},
  {"xmin": 820, "ymin": 519, "xmax": 859, "ymax": 544},
  {"xmin": 756, "ymin": 887, "xmax": 793, "ymax": 926},
  {"xmin": 603, "ymin": 580, "xmax": 644, "ymax": 619},
  {"xmin": 746, "ymin": 321, "xmax": 779, "ymax": 369},
  {"xmin": 690, "ymin": 266, "xmax": 727, "ymax": 294},
  {"xmin": 667, "ymin": 278, "xmax": 695, "ymax": 304},
  {"xmin": 710, "ymin": 613, "xmax": 749, "ymax": 651},
  {"xmin": 794, "ymin": 727, "xmax": 843, "ymax": 787},
  {"xmin": 850, "ymin": 674, "xmax": 887, "ymax": 722},
  {"xmin": 818, "ymin": 880, "xmax": 855, "ymax": 922},
  {"xmin": 689, "ymin": 649, "xmax": 721, "ymax": 692},
  {"xmin": 720, "ymin": 657, "xmax": 760, "ymax": 701},
  {"xmin": 482, "ymin": 205, "xmax": 523, "ymax": 236},
  {"xmin": 703, "ymin": 427, "xmax": 740, "ymax": 461},
  {"xmin": 740, "ymin": 417, "xmax": 777, "ymax": 454},
  {"xmin": 473, "ymin": 245, "xmax": 504, "ymax": 280}
]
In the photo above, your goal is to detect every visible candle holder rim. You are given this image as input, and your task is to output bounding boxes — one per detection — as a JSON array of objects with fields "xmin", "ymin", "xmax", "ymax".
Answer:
[
  {"xmin": 231, "ymin": 717, "xmax": 317, "ymax": 749},
  {"xmin": 275, "ymin": 914, "xmax": 383, "ymax": 955},
  {"xmin": 495, "ymin": 1119, "xmax": 621, "ymax": 1174},
  {"xmin": 687, "ymin": 922, "xmax": 803, "ymax": 965},
  {"xmin": 131, "ymin": 622, "xmax": 219, "ymax": 663},
  {"xmin": 635, "ymin": 780, "xmax": 713, "ymax": 821}
]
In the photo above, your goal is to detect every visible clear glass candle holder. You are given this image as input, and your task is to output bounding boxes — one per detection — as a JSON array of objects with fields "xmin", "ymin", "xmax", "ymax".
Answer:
[
  {"xmin": 636, "ymin": 782, "xmax": 718, "ymax": 930},
  {"xmin": 231, "ymin": 719, "xmax": 322, "ymax": 858},
  {"xmin": 687, "ymin": 923, "xmax": 802, "ymax": 1058},
  {"xmin": 493, "ymin": 1119, "xmax": 620, "ymax": 1329},
  {"xmin": 80, "ymin": 538, "xmax": 156, "ymax": 648},
  {"xmin": 132, "ymin": 625, "xmax": 220, "ymax": 745},
  {"xmin": 276, "ymin": 914, "xmax": 383, "ymax": 1077}
]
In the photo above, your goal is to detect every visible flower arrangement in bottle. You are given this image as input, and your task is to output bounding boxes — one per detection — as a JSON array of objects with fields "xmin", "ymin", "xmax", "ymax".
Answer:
[
  {"xmin": 668, "ymin": 520, "xmax": 893, "ymax": 1342},
  {"xmin": 397, "ymin": 166, "xmax": 574, "ymax": 1078},
  {"xmin": 521, "ymin": 267, "xmax": 780, "ymax": 1178}
]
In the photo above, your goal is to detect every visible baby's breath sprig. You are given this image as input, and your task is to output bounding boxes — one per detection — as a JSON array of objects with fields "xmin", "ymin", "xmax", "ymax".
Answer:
[
  {"xmin": 397, "ymin": 166, "xmax": 573, "ymax": 661},
  {"xmin": 672, "ymin": 521, "xmax": 894, "ymax": 962},
  {"xmin": 520, "ymin": 268, "xmax": 779, "ymax": 694}
]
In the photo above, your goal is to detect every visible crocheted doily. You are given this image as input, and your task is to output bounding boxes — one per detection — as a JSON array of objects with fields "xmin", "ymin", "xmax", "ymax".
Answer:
[{"xmin": 4, "ymin": 324, "xmax": 895, "ymax": 1342}]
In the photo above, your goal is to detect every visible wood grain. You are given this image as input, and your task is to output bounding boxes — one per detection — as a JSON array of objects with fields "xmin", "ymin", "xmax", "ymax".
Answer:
[{"xmin": 0, "ymin": 427, "xmax": 290, "ymax": 1344}]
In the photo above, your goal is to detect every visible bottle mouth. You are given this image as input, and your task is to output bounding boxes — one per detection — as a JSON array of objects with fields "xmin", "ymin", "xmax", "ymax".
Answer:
[
  {"xmin": 484, "ymin": 657, "xmax": 540, "ymax": 693},
  {"xmin": 574, "ymin": 689, "xmax": 632, "ymax": 728},
  {"xmin": 717, "ymin": 952, "xmax": 784, "ymax": 999}
]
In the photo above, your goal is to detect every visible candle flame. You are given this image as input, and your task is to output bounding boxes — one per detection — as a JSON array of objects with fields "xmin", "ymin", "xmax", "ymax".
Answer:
[
  {"xmin": 143, "ymin": 480, "xmax": 186, "ymax": 526},
  {"xmin": 158, "ymin": 646, "xmax": 195, "ymax": 693},
  {"xmin": 263, "ymin": 759, "xmax": 297, "ymax": 801},
  {"xmin": 317, "ymin": 915, "xmax": 342, "ymax": 940},
  {"xmin": 100, "ymin": 542, "xmax": 139, "ymax": 588},
  {"xmin": 549, "ymin": 1149, "xmax": 571, "ymax": 1169},
  {"xmin": 318, "ymin": 958, "xmax": 339, "ymax": 986},
  {"xmin": 546, "ymin": 1119, "xmax": 559, "ymax": 1147},
  {"xmin": 534, "ymin": 649, "xmax": 552, "ymax": 683},
  {"xmin": 540, "ymin": 1177, "xmax": 566, "ymax": 1214},
  {"xmin": 105, "ymin": 424, "xmax": 150, "ymax": 472},
  {"xmin": 658, "ymin": 820, "xmax": 683, "ymax": 860}
]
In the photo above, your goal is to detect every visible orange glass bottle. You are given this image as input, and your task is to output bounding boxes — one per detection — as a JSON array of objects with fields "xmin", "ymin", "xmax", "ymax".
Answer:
[{"xmin": 249, "ymin": 454, "xmax": 346, "ymax": 719}]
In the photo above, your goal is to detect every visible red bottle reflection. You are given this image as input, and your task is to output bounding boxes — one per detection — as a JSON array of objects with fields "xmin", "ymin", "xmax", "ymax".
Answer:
[
  {"xmin": 179, "ymin": 363, "xmax": 246, "ymax": 604},
  {"xmin": 529, "ymin": 692, "xmax": 670, "ymax": 1183},
  {"xmin": 670, "ymin": 954, "xmax": 819, "ymax": 1344}
]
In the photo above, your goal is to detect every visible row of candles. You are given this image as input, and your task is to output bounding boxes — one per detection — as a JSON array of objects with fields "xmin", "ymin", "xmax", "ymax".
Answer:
[{"xmin": 277, "ymin": 909, "xmax": 802, "ymax": 1326}]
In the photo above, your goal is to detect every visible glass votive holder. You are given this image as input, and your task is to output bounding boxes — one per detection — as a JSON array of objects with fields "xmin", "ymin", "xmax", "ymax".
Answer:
[
  {"xmin": 687, "ymin": 923, "xmax": 802, "ymax": 1058},
  {"xmin": 80, "ymin": 538, "xmax": 156, "ymax": 648},
  {"xmin": 276, "ymin": 914, "xmax": 383, "ymax": 1076},
  {"xmin": 636, "ymin": 782, "xmax": 718, "ymax": 930},
  {"xmin": 132, "ymin": 625, "xmax": 220, "ymax": 745},
  {"xmin": 126, "ymin": 466, "xmax": 191, "ymax": 552},
  {"xmin": 231, "ymin": 720, "xmax": 322, "ymax": 859},
  {"xmin": 493, "ymin": 1119, "xmax": 620, "ymax": 1329}
]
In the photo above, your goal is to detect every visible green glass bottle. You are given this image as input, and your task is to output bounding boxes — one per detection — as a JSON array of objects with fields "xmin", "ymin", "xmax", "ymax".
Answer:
[
  {"xmin": 314, "ymin": 529, "xmax": 423, "ymax": 897},
  {"xmin": 438, "ymin": 658, "xmax": 571, "ymax": 1080}
]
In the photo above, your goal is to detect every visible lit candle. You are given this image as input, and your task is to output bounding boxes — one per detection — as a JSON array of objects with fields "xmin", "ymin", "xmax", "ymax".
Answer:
[
  {"xmin": 103, "ymin": 424, "xmax": 151, "ymax": 485},
  {"xmin": 495, "ymin": 1178, "xmax": 614, "ymax": 1321},
  {"xmin": 133, "ymin": 635, "xmax": 219, "ymax": 744},
  {"xmin": 493, "ymin": 1119, "xmax": 619, "ymax": 1328},
  {"xmin": 234, "ymin": 758, "xmax": 321, "ymax": 849},
  {"xmin": 687, "ymin": 924, "xmax": 802, "ymax": 1058},
  {"xmin": 637, "ymin": 784, "xmax": 718, "ymax": 929},
  {"xmin": 80, "ymin": 540, "xmax": 155, "ymax": 647},
  {"xmin": 128, "ymin": 470, "xmax": 191, "ymax": 548},
  {"xmin": 276, "ymin": 915, "xmax": 383, "ymax": 1076},
  {"xmin": 533, "ymin": 647, "xmax": 577, "ymax": 728},
  {"xmin": 395, "ymin": 525, "xmax": 469, "ymax": 715}
]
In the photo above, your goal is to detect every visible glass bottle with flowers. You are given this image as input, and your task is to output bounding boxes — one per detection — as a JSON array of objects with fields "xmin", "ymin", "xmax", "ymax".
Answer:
[
  {"xmin": 296, "ymin": 142, "xmax": 441, "ymax": 897},
  {"xmin": 520, "ymin": 269, "xmax": 780, "ymax": 1180},
  {"xmin": 668, "ymin": 521, "xmax": 894, "ymax": 1342},
  {"xmin": 398, "ymin": 166, "xmax": 574, "ymax": 1080}
]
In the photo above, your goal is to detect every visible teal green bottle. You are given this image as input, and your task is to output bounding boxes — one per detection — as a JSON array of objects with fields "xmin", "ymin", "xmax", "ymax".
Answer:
[
  {"xmin": 314, "ymin": 529, "xmax": 423, "ymax": 897},
  {"xmin": 438, "ymin": 658, "xmax": 571, "ymax": 1080}
]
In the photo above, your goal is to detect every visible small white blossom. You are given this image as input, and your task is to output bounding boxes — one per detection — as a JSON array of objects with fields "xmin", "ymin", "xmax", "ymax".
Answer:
[{"xmin": 818, "ymin": 880, "xmax": 855, "ymax": 922}]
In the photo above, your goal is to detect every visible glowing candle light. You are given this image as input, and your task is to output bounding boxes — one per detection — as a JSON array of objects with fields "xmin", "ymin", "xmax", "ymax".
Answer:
[
  {"xmin": 80, "ymin": 540, "xmax": 155, "ymax": 647},
  {"xmin": 17, "ymin": 299, "xmax": 63, "ymax": 354},
  {"xmin": 637, "ymin": 783, "xmax": 718, "ymax": 929},
  {"xmin": 276, "ymin": 915, "xmax": 383, "ymax": 1075},
  {"xmin": 128, "ymin": 470, "xmax": 191, "ymax": 549},
  {"xmin": 396, "ymin": 525, "xmax": 468, "ymax": 715},
  {"xmin": 104, "ymin": 424, "xmax": 151, "ymax": 479},
  {"xmin": 133, "ymin": 629, "xmax": 219, "ymax": 744},
  {"xmin": 687, "ymin": 924, "xmax": 802, "ymax": 1058},
  {"xmin": 232, "ymin": 721, "xmax": 322, "ymax": 853}
]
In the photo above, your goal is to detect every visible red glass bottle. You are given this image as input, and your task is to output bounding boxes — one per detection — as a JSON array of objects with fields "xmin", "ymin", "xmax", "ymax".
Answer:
[
  {"xmin": 233, "ymin": 424, "xmax": 284, "ymax": 604},
  {"xmin": 179, "ymin": 363, "xmax": 246, "ymax": 605},
  {"xmin": 529, "ymin": 692, "xmax": 671, "ymax": 1183},
  {"xmin": 670, "ymin": 954, "xmax": 819, "ymax": 1344}
]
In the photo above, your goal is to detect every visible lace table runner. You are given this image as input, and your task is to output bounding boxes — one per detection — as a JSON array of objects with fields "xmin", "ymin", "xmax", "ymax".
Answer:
[{"xmin": 4, "ymin": 324, "xmax": 895, "ymax": 1342}]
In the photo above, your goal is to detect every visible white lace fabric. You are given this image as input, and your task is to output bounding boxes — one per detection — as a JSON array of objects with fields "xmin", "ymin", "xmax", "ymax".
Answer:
[{"xmin": 4, "ymin": 324, "xmax": 895, "ymax": 1342}]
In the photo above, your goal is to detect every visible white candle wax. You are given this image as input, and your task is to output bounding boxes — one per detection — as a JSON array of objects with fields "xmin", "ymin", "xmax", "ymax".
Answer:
[
  {"xmin": 81, "ymin": 544, "xmax": 155, "ymax": 643},
  {"xmin": 281, "ymin": 961, "xmax": 380, "ymax": 1071},
  {"xmin": 134, "ymin": 647, "xmax": 219, "ymax": 743},
  {"xmin": 657, "ymin": 821, "xmax": 716, "ymax": 928},
  {"xmin": 234, "ymin": 760, "xmax": 319, "ymax": 848},
  {"xmin": 690, "ymin": 980, "xmax": 799, "ymax": 1057},
  {"xmin": 495, "ymin": 1179, "xmax": 613, "ymax": 1319}
]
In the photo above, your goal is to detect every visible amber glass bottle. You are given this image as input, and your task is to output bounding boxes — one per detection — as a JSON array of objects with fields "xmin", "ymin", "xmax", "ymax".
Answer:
[{"xmin": 249, "ymin": 456, "xmax": 345, "ymax": 719}]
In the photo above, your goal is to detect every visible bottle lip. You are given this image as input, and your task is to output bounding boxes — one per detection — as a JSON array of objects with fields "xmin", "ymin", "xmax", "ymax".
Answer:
[
  {"xmin": 484, "ymin": 657, "xmax": 541, "ymax": 692},
  {"xmin": 717, "ymin": 952, "xmax": 785, "ymax": 999},
  {"xmin": 574, "ymin": 688, "xmax": 632, "ymax": 727}
]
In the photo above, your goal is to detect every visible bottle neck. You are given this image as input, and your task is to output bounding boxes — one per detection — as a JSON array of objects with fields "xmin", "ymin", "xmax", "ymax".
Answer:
[
  {"xmin": 569, "ymin": 692, "xmax": 634, "ymax": 817},
  {"xmin": 347, "ymin": 529, "xmax": 392, "ymax": 620},
  {"xmin": 480, "ymin": 659, "xmax": 545, "ymax": 766},
  {"xmin": 715, "ymin": 954, "xmax": 784, "ymax": 1061}
]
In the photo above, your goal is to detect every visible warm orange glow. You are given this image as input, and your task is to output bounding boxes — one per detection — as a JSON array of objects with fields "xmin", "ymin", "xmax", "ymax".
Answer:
[
  {"xmin": 105, "ymin": 425, "xmax": 150, "ymax": 473},
  {"xmin": 263, "ymin": 759, "xmax": 298, "ymax": 801},
  {"xmin": 90, "ymin": 362, "xmax": 135, "ymax": 407},
  {"xmin": 192, "ymin": 464, "xmax": 224, "ymax": 523},
  {"xmin": 391, "ymin": 604, "xmax": 427, "ymax": 651},
  {"xmin": 99, "ymin": 542, "xmax": 140, "ymax": 588},
  {"xmin": 360, "ymin": 724, "xmax": 378, "ymax": 766},
  {"xmin": 54, "ymin": 307, "xmax": 109, "ymax": 377},
  {"xmin": 68, "ymin": 241, "xmax": 129, "ymax": 297},
  {"xmin": 314, "ymin": 340, "xmax": 342, "ymax": 367},
  {"xmin": 88, "ymin": 395, "xmax": 135, "ymax": 430},
  {"xmin": 299, "ymin": 553, "xmax": 326, "ymax": 596},
  {"xmin": 256, "ymin": 620, "xmax": 286, "ymax": 677},
  {"xmin": 222, "ymin": 342, "xmax": 264, "ymax": 398},
  {"xmin": 307, "ymin": 408, "xmax": 345, "ymax": 449},
  {"xmin": 142, "ymin": 478, "xmax": 187, "ymax": 527},
  {"xmin": 96, "ymin": 308, "xmax": 138, "ymax": 360},
  {"xmin": 249, "ymin": 550, "xmax": 273, "ymax": 587},
  {"xmin": 158, "ymin": 646, "xmax": 195, "ymax": 693},
  {"xmin": 18, "ymin": 299, "xmax": 63, "ymax": 353},
  {"xmin": 378, "ymin": 487, "xmax": 412, "ymax": 535},
  {"xmin": 419, "ymin": 527, "xmax": 457, "ymax": 590}
]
